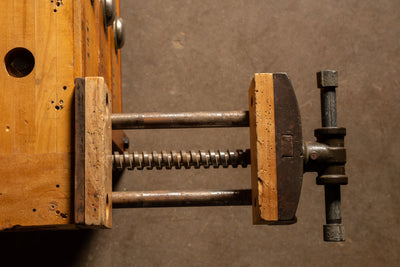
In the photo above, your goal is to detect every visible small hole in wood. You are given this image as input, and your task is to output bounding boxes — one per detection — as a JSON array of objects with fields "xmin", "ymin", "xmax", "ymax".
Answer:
[
  {"xmin": 56, "ymin": 2, "xmax": 60, "ymax": 6},
  {"xmin": 63, "ymin": 86, "xmax": 67, "ymax": 90},
  {"xmin": 53, "ymin": 9, "xmax": 57, "ymax": 12},
  {"xmin": 5, "ymin": 126, "xmax": 10, "ymax": 132},
  {"xmin": 105, "ymin": 93, "xmax": 109, "ymax": 105},
  {"xmin": 55, "ymin": 105, "xmax": 60, "ymax": 110},
  {"xmin": 32, "ymin": 209, "xmax": 36, "ymax": 212},
  {"xmin": 56, "ymin": 184, "xmax": 60, "ymax": 188},
  {"xmin": 59, "ymin": 100, "xmax": 63, "ymax": 104}
]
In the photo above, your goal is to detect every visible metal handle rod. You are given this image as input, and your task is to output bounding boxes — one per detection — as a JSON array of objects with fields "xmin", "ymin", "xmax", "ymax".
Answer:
[
  {"xmin": 111, "ymin": 111, "xmax": 249, "ymax": 129},
  {"xmin": 317, "ymin": 70, "xmax": 344, "ymax": 241},
  {"xmin": 112, "ymin": 190, "xmax": 252, "ymax": 208}
]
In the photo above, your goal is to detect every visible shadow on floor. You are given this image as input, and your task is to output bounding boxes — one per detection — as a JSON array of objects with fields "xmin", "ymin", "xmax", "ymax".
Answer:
[{"xmin": 0, "ymin": 230, "xmax": 95, "ymax": 267}]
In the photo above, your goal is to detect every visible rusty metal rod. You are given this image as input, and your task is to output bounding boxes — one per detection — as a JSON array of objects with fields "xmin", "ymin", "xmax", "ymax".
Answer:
[
  {"xmin": 317, "ymin": 70, "xmax": 345, "ymax": 242},
  {"xmin": 112, "ymin": 190, "xmax": 252, "ymax": 208},
  {"xmin": 111, "ymin": 111, "xmax": 249, "ymax": 129}
]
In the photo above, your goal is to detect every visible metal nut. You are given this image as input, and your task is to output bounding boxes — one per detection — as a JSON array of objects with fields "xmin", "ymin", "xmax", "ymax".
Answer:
[{"xmin": 317, "ymin": 70, "xmax": 338, "ymax": 88}]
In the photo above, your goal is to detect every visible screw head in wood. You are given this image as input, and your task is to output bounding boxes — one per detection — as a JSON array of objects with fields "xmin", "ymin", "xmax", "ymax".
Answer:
[
  {"xmin": 113, "ymin": 17, "xmax": 125, "ymax": 50},
  {"xmin": 102, "ymin": 0, "xmax": 116, "ymax": 27}
]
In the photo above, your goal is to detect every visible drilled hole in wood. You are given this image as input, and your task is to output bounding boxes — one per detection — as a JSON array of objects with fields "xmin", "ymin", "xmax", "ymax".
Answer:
[
  {"xmin": 5, "ymin": 126, "xmax": 10, "ymax": 132},
  {"xmin": 4, "ymin": 47, "xmax": 35, "ymax": 78},
  {"xmin": 53, "ymin": 9, "xmax": 57, "ymax": 12},
  {"xmin": 32, "ymin": 209, "xmax": 36, "ymax": 212},
  {"xmin": 56, "ymin": 184, "xmax": 60, "ymax": 188},
  {"xmin": 59, "ymin": 100, "xmax": 63, "ymax": 104},
  {"xmin": 56, "ymin": 2, "xmax": 60, "ymax": 6},
  {"xmin": 55, "ymin": 106, "xmax": 60, "ymax": 110},
  {"xmin": 63, "ymin": 85, "xmax": 67, "ymax": 90}
]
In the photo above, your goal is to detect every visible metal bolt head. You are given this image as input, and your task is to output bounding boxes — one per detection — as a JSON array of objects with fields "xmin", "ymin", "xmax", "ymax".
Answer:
[
  {"xmin": 102, "ymin": 0, "xmax": 116, "ymax": 27},
  {"xmin": 317, "ymin": 70, "xmax": 338, "ymax": 88},
  {"xmin": 113, "ymin": 17, "xmax": 125, "ymax": 50}
]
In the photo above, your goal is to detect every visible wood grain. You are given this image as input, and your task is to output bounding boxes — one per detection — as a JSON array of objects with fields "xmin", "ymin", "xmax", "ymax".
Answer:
[
  {"xmin": 56, "ymin": 0, "xmax": 75, "ymax": 153},
  {"xmin": 0, "ymin": 0, "xmax": 13, "ymax": 154},
  {"xmin": 13, "ymin": 0, "xmax": 36, "ymax": 153},
  {"xmin": 248, "ymin": 73, "xmax": 278, "ymax": 223},
  {"xmin": 0, "ymin": 153, "xmax": 73, "ymax": 230},
  {"xmin": 34, "ymin": 0, "xmax": 57, "ymax": 154}
]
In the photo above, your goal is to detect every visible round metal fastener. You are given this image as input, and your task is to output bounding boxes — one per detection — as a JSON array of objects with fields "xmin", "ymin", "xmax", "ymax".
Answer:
[
  {"xmin": 113, "ymin": 17, "xmax": 125, "ymax": 50},
  {"xmin": 102, "ymin": 0, "xmax": 116, "ymax": 27}
]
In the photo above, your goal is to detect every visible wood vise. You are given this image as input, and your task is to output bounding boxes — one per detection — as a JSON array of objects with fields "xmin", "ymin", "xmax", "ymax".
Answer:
[{"xmin": 0, "ymin": 0, "xmax": 347, "ymax": 242}]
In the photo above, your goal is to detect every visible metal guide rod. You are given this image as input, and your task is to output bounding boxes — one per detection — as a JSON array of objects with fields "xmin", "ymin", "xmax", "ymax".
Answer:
[
  {"xmin": 112, "ymin": 190, "xmax": 252, "ymax": 208},
  {"xmin": 111, "ymin": 111, "xmax": 249, "ymax": 129}
]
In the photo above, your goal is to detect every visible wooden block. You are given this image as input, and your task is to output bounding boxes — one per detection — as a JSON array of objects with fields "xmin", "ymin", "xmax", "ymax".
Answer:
[
  {"xmin": 249, "ymin": 73, "xmax": 304, "ymax": 224},
  {"xmin": 249, "ymin": 73, "xmax": 278, "ymax": 223},
  {"xmin": 75, "ymin": 77, "xmax": 113, "ymax": 228}
]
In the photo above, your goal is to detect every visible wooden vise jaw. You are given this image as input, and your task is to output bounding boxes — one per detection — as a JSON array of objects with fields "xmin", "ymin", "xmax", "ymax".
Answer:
[
  {"xmin": 249, "ymin": 73, "xmax": 303, "ymax": 224},
  {"xmin": 74, "ymin": 77, "xmax": 113, "ymax": 228}
]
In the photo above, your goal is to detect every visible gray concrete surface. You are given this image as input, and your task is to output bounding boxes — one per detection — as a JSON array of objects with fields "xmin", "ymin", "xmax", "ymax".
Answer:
[{"xmin": 1, "ymin": 0, "xmax": 399, "ymax": 266}]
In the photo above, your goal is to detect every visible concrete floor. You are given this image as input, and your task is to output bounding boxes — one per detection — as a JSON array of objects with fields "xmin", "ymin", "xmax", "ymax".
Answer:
[{"xmin": 1, "ymin": 0, "xmax": 399, "ymax": 266}]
